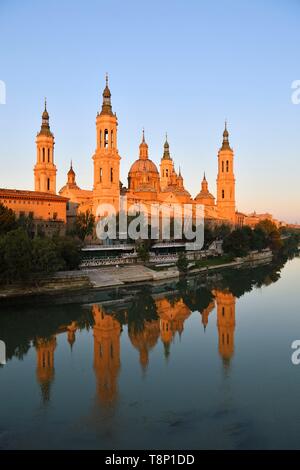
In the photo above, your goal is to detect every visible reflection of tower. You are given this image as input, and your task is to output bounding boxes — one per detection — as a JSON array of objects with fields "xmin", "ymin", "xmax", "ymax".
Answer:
[
  {"xmin": 92, "ymin": 305, "xmax": 121, "ymax": 406},
  {"xmin": 214, "ymin": 290, "xmax": 236, "ymax": 364},
  {"xmin": 67, "ymin": 321, "xmax": 77, "ymax": 350},
  {"xmin": 129, "ymin": 320, "xmax": 160, "ymax": 372},
  {"xmin": 35, "ymin": 336, "xmax": 57, "ymax": 403},
  {"xmin": 201, "ymin": 300, "xmax": 215, "ymax": 331},
  {"xmin": 156, "ymin": 297, "xmax": 191, "ymax": 358}
]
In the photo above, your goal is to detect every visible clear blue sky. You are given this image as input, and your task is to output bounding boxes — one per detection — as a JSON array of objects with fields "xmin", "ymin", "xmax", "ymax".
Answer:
[{"xmin": 0, "ymin": 0, "xmax": 299, "ymax": 222}]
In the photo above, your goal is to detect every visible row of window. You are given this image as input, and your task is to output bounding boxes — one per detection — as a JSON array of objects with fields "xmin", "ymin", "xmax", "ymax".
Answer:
[
  {"xmin": 39, "ymin": 147, "xmax": 52, "ymax": 163},
  {"xmin": 0, "ymin": 199, "xmax": 45, "ymax": 205},
  {"xmin": 100, "ymin": 129, "xmax": 114, "ymax": 149},
  {"xmin": 221, "ymin": 160, "xmax": 230, "ymax": 172},
  {"xmin": 18, "ymin": 211, "xmax": 57, "ymax": 219}
]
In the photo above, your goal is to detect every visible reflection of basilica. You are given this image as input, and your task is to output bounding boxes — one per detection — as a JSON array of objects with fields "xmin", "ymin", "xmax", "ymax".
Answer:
[{"xmin": 33, "ymin": 288, "xmax": 236, "ymax": 407}]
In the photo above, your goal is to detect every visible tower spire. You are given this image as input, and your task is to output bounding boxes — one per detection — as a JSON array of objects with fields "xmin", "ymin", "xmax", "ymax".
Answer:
[
  {"xmin": 101, "ymin": 73, "xmax": 113, "ymax": 116},
  {"xmin": 162, "ymin": 133, "xmax": 171, "ymax": 159},
  {"xmin": 221, "ymin": 120, "xmax": 231, "ymax": 150}
]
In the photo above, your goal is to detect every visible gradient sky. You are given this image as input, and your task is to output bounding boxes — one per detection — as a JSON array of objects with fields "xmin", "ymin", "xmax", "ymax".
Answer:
[{"xmin": 0, "ymin": 0, "xmax": 299, "ymax": 223}]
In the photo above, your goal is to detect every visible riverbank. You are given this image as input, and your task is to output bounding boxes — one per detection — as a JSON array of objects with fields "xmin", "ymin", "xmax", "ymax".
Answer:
[{"xmin": 0, "ymin": 250, "xmax": 274, "ymax": 301}]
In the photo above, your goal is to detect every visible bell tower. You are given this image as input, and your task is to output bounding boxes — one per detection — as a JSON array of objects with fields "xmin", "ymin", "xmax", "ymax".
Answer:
[
  {"xmin": 34, "ymin": 100, "xmax": 57, "ymax": 193},
  {"xmin": 92, "ymin": 75, "xmax": 121, "ymax": 216},
  {"xmin": 216, "ymin": 123, "xmax": 236, "ymax": 223},
  {"xmin": 160, "ymin": 134, "xmax": 174, "ymax": 190}
]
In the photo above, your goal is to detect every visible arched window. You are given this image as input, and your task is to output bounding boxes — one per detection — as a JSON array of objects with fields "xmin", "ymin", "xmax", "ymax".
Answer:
[
  {"xmin": 222, "ymin": 189, "xmax": 225, "ymax": 199},
  {"xmin": 100, "ymin": 168, "xmax": 103, "ymax": 183},
  {"xmin": 222, "ymin": 307, "xmax": 225, "ymax": 317},
  {"xmin": 48, "ymin": 148, "xmax": 50, "ymax": 163},
  {"xmin": 42, "ymin": 148, "xmax": 45, "ymax": 162},
  {"xmin": 47, "ymin": 178, "xmax": 50, "ymax": 191},
  {"xmin": 222, "ymin": 161, "xmax": 224, "ymax": 172},
  {"xmin": 226, "ymin": 160, "xmax": 229, "ymax": 172},
  {"xmin": 166, "ymin": 169, "xmax": 168, "ymax": 177},
  {"xmin": 104, "ymin": 129, "xmax": 108, "ymax": 148},
  {"xmin": 110, "ymin": 168, "xmax": 113, "ymax": 182}
]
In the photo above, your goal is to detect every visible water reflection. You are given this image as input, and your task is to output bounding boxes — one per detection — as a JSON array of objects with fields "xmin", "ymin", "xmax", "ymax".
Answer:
[{"xmin": 0, "ymin": 257, "xmax": 290, "ymax": 411}]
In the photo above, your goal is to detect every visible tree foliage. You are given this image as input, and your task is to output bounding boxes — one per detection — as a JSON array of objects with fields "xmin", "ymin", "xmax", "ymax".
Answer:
[{"xmin": 74, "ymin": 210, "xmax": 95, "ymax": 241}]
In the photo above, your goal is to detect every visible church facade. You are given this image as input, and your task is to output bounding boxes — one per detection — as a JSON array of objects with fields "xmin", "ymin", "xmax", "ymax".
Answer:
[{"xmin": 59, "ymin": 77, "xmax": 238, "ymax": 228}]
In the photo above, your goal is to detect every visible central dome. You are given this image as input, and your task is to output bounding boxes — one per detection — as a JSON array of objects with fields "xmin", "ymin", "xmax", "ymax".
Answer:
[
  {"xmin": 128, "ymin": 131, "xmax": 160, "ymax": 193},
  {"xmin": 129, "ymin": 158, "xmax": 159, "ymax": 175}
]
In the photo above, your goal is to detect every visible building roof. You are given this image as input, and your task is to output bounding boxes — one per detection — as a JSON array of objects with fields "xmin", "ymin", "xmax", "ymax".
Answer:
[
  {"xmin": 129, "ymin": 158, "xmax": 159, "ymax": 175},
  {"xmin": 0, "ymin": 188, "xmax": 69, "ymax": 202}
]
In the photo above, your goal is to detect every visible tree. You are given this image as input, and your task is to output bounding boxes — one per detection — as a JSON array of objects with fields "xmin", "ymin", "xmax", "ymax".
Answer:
[
  {"xmin": 31, "ymin": 237, "xmax": 63, "ymax": 274},
  {"xmin": 74, "ymin": 210, "xmax": 95, "ymax": 242},
  {"xmin": 54, "ymin": 236, "xmax": 81, "ymax": 270},
  {"xmin": 0, "ymin": 203, "xmax": 17, "ymax": 236},
  {"xmin": 214, "ymin": 223, "xmax": 231, "ymax": 240},
  {"xmin": 17, "ymin": 213, "xmax": 35, "ymax": 238},
  {"xmin": 136, "ymin": 239, "xmax": 151, "ymax": 262},
  {"xmin": 176, "ymin": 251, "xmax": 189, "ymax": 274},
  {"xmin": 2, "ymin": 228, "xmax": 33, "ymax": 283},
  {"xmin": 223, "ymin": 228, "xmax": 249, "ymax": 257},
  {"xmin": 256, "ymin": 219, "xmax": 282, "ymax": 253}
]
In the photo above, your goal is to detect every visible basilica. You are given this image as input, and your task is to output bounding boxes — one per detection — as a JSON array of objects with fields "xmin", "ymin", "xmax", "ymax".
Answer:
[
  {"xmin": 1, "ymin": 77, "xmax": 283, "ymax": 233},
  {"xmin": 58, "ymin": 76, "xmax": 238, "ymax": 226}
]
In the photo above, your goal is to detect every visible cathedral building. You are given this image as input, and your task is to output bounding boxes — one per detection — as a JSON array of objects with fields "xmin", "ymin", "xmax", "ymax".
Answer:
[
  {"xmin": 3, "ymin": 75, "xmax": 282, "ymax": 237},
  {"xmin": 58, "ymin": 76, "xmax": 238, "ymax": 227}
]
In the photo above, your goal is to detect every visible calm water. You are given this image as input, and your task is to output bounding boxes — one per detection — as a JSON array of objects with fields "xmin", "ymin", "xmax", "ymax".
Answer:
[{"xmin": 0, "ymin": 256, "xmax": 300, "ymax": 450}]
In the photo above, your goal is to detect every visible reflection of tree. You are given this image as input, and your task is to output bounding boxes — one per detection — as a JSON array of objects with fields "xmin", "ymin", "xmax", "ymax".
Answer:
[
  {"xmin": 217, "ymin": 261, "xmax": 283, "ymax": 298},
  {"xmin": 176, "ymin": 278, "xmax": 214, "ymax": 313},
  {"xmin": 126, "ymin": 287, "xmax": 158, "ymax": 335}
]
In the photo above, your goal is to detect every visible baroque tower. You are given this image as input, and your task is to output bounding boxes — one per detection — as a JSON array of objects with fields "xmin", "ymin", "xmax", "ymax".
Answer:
[
  {"xmin": 160, "ymin": 135, "xmax": 174, "ymax": 190},
  {"xmin": 92, "ymin": 75, "xmax": 121, "ymax": 216},
  {"xmin": 34, "ymin": 100, "xmax": 57, "ymax": 193},
  {"xmin": 216, "ymin": 123, "xmax": 236, "ymax": 223}
]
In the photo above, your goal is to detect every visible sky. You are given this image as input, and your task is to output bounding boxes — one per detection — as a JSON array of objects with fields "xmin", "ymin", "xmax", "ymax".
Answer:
[{"xmin": 0, "ymin": 0, "xmax": 299, "ymax": 223}]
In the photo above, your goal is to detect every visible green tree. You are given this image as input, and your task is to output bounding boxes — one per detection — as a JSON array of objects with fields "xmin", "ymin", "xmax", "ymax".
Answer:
[
  {"xmin": 31, "ymin": 237, "xmax": 63, "ymax": 274},
  {"xmin": 256, "ymin": 219, "xmax": 278, "ymax": 237},
  {"xmin": 213, "ymin": 223, "xmax": 231, "ymax": 240},
  {"xmin": 223, "ymin": 228, "xmax": 249, "ymax": 257},
  {"xmin": 136, "ymin": 239, "xmax": 151, "ymax": 262},
  {"xmin": 17, "ymin": 213, "xmax": 35, "ymax": 238},
  {"xmin": 176, "ymin": 251, "xmax": 189, "ymax": 273},
  {"xmin": 0, "ymin": 203, "xmax": 17, "ymax": 236},
  {"xmin": 54, "ymin": 236, "xmax": 81, "ymax": 270},
  {"xmin": 74, "ymin": 210, "xmax": 95, "ymax": 242},
  {"xmin": 2, "ymin": 228, "xmax": 33, "ymax": 283}
]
